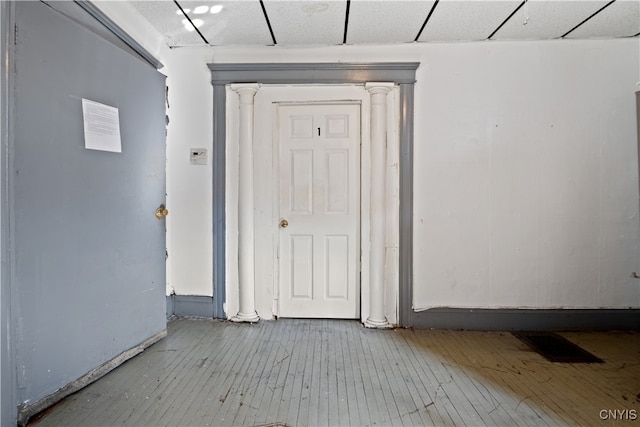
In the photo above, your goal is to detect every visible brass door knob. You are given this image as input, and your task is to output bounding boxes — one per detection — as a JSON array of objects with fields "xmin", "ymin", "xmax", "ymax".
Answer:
[
  {"xmin": 280, "ymin": 219, "xmax": 289, "ymax": 228},
  {"xmin": 155, "ymin": 204, "xmax": 169, "ymax": 219}
]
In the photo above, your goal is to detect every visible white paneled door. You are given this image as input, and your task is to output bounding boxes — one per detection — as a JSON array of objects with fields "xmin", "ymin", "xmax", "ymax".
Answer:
[{"xmin": 278, "ymin": 103, "xmax": 361, "ymax": 318}]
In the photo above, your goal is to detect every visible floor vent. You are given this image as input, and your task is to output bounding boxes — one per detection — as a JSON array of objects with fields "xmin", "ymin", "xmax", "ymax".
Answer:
[{"xmin": 513, "ymin": 332, "xmax": 604, "ymax": 363}]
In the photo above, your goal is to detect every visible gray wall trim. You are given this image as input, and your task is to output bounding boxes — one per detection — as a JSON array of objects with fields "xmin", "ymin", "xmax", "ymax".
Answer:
[
  {"xmin": 208, "ymin": 62, "xmax": 418, "ymax": 325},
  {"xmin": 173, "ymin": 295, "xmax": 215, "ymax": 318},
  {"xmin": 212, "ymin": 85, "xmax": 226, "ymax": 319},
  {"xmin": 208, "ymin": 62, "xmax": 419, "ymax": 85},
  {"xmin": 0, "ymin": 2, "xmax": 15, "ymax": 425},
  {"xmin": 411, "ymin": 308, "xmax": 640, "ymax": 331},
  {"xmin": 398, "ymin": 83, "xmax": 415, "ymax": 328},
  {"xmin": 16, "ymin": 329, "xmax": 166, "ymax": 427},
  {"xmin": 74, "ymin": 1, "xmax": 163, "ymax": 70}
]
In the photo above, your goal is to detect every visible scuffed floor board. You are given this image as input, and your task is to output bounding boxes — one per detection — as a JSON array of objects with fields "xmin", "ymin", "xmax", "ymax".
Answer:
[{"xmin": 20, "ymin": 329, "xmax": 167, "ymax": 427}]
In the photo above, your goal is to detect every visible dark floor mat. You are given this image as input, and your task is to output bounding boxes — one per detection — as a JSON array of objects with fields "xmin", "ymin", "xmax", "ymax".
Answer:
[{"xmin": 513, "ymin": 332, "xmax": 604, "ymax": 363}]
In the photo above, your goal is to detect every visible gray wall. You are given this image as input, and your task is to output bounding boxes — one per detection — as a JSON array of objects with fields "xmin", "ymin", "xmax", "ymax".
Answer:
[{"xmin": 11, "ymin": 0, "xmax": 167, "ymax": 414}]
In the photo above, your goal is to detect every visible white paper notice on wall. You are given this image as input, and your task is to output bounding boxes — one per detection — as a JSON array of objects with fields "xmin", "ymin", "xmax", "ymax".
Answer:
[{"xmin": 82, "ymin": 98, "xmax": 122, "ymax": 153}]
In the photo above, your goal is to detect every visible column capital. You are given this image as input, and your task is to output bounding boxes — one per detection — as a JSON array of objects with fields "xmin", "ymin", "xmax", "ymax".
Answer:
[
  {"xmin": 365, "ymin": 82, "xmax": 394, "ymax": 96},
  {"xmin": 230, "ymin": 83, "xmax": 260, "ymax": 96}
]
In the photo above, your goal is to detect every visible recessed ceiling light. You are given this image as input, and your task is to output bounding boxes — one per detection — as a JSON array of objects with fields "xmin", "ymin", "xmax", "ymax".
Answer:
[
  {"xmin": 193, "ymin": 5, "xmax": 209, "ymax": 14},
  {"xmin": 182, "ymin": 18, "xmax": 204, "ymax": 32},
  {"xmin": 210, "ymin": 5, "xmax": 223, "ymax": 14},
  {"xmin": 176, "ymin": 8, "xmax": 191, "ymax": 15}
]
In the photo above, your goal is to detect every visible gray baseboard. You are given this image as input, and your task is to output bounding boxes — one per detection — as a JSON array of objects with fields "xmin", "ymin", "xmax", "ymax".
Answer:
[
  {"xmin": 17, "ymin": 329, "xmax": 166, "ymax": 427},
  {"xmin": 410, "ymin": 308, "xmax": 640, "ymax": 331},
  {"xmin": 168, "ymin": 295, "xmax": 215, "ymax": 318},
  {"xmin": 166, "ymin": 294, "xmax": 174, "ymax": 319}
]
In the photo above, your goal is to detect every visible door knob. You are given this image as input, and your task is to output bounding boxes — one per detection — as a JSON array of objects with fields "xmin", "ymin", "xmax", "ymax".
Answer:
[
  {"xmin": 155, "ymin": 204, "xmax": 169, "ymax": 219},
  {"xmin": 280, "ymin": 219, "xmax": 289, "ymax": 228}
]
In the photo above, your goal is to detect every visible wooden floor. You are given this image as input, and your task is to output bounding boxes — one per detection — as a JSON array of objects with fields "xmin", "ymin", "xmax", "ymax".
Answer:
[{"xmin": 31, "ymin": 318, "xmax": 639, "ymax": 426}]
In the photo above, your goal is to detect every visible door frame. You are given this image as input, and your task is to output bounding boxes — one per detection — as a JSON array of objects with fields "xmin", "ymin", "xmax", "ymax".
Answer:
[{"xmin": 208, "ymin": 63, "xmax": 419, "ymax": 326}]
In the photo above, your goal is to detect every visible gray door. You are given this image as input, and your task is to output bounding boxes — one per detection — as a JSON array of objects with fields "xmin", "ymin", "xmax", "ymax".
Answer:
[{"xmin": 12, "ymin": 1, "xmax": 167, "ymax": 407}]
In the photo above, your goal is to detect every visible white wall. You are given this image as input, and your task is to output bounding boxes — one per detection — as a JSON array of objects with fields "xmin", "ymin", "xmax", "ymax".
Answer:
[
  {"xmin": 164, "ymin": 47, "xmax": 216, "ymax": 296},
  {"xmin": 162, "ymin": 38, "xmax": 639, "ymax": 311},
  {"xmin": 414, "ymin": 40, "xmax": 640, "ymax": 310}
]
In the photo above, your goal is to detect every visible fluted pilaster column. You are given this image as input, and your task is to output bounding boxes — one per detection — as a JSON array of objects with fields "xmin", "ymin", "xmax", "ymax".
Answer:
[
  {"xmin": 365, "ymin": 82, "xmax": 394, "ymax": 329},
  {"xmin": 230, "ymin": 83, "xmax": 260, "ymax": 323}
]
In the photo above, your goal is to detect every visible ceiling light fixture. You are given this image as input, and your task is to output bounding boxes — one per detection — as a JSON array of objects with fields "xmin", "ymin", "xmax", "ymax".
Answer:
[
  {"xmin": 182, "ymin": 19, "xmax": 194, "ymax": 31},
  {"xmin": 182, "ymin": 18, "xmax": 204, "ymax": 32},
  {"xmin": 193, "ymin": 5, "xmax": 209, "ymax": 14},
  {"xmin": 173, "ymin": 0, "xmax": 210, "ymax": 44},
  {"xmin": 176, "ymin": 8, "xmax": 191, "ymax": 15},
  {"xmin": 210, "ymin": 5, "xmax": 224, "ymax": 14}
]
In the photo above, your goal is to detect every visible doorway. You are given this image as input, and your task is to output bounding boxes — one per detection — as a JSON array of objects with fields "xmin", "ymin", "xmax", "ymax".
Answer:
[
  {"xmin": 224, "ymin": 83, "xmax": 401, "ymax": 323},
  {"xmin": 213, "ymin": 64, "xmax": 420, "ymax": 326},
  {"xmin": 277, "ymin": 103, "xmax": 361, "ymax": 318}
]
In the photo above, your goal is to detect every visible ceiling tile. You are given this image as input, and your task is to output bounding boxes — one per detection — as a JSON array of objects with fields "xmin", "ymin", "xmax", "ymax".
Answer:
[
  {"xmin": 179, "ymin": 1, "xmax": 273, "ymax": 45},
  {"xmin": 567, "ymin": 0, "xmax": 640, "ymax": 39},
  {"xmin": 492, "ymin": 0, "xmax": 613, "ymax": 40},
  {"xmin": 130, "ymin": 0, "xmax": 203, "ymax": 46},
  {"xmin": 419, "ymin": 0, "xmax": 522, "ymax": 42},
  {"xmin": 347, "ymin": 0, "xmax": 435, "ymax": 44},
  {"xmin": 131, "ymin": 0, "xmax": 273, "ymax": 47},
  {"xmin": 262, "ymin": 0, "xmax": 347, "ymax": 45}
]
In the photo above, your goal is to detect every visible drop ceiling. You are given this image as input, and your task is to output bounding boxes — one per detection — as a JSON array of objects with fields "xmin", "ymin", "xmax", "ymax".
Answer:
[{"xmin": 127, "ymin": 0, "xmax": 640, "ymax": 47}]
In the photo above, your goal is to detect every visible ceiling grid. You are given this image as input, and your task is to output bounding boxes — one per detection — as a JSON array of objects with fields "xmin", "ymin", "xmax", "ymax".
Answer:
[{"xmin": 129, "ymin": 0, "xmax": 640, "ymax": 48}]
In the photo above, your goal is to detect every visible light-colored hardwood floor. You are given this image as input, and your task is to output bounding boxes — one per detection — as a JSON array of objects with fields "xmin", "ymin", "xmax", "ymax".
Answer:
[{"xmin": 31, "ymin": 318, "xmax": 639, "ymax": 426}]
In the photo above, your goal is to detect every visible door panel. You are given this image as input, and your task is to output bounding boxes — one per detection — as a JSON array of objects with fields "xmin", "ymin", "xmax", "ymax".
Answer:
[
  {"xmin": 326, "ymin": 149, "xmax": 349, "ymax": 214},
  {"xmin": 290, "ymin": 150, "xmax": 314, "ymax": 214},
  {"xmin": 291, "ymin": 234, "xmax": 314, "ymax": 298},
  {"xmin": 326, "ymin": 235, "xmax": 349, "ymax": 298},
  {"xmin": 278, "ymin": 104, "xmax": 360, "ymax": 318}
]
